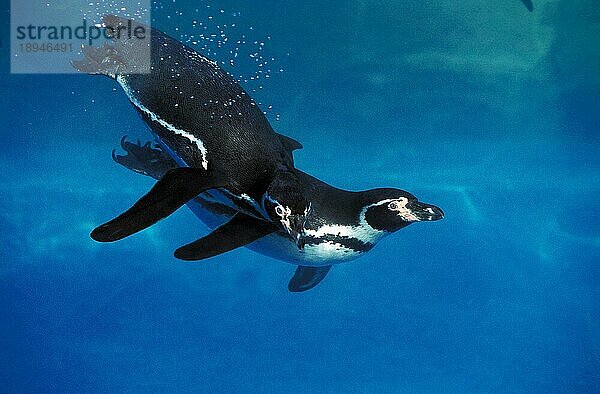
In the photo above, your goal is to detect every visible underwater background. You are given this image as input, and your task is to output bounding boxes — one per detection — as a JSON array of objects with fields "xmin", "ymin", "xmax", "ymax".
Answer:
[{"xmin": 1, "ymin": 0, "xmax": 598, "ymax": 392}]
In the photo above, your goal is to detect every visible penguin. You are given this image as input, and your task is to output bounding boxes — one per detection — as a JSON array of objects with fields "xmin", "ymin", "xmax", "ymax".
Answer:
[
  {"xmin": 73, "ymin": 15, "xmax": 311, "ymax": 253},
  {"xmin": 112, "ymin": 138, "xmax": 443, "ymax": 292},
  {"xmin": 74, "ymin": 16, "xmax": 444, "ymax": 292}
]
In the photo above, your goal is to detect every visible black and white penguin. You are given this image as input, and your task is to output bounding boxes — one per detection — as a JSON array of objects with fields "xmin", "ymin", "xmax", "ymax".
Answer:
[
  {"xmin": 113, "ymin": 139, "xmax": 443, "ymax": 292},
  {"xmin": 75, "ymin": 16, "xmax": 444, "ymax": 292},
  {"xmin": 73, "ymin": 15, "xmax": 311, "ymax": 253}
]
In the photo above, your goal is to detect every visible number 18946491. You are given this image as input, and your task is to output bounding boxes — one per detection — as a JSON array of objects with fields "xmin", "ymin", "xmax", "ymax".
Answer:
[{"xmin": 19, "ymin": 43, "xmax": 73, "ymax": 53}]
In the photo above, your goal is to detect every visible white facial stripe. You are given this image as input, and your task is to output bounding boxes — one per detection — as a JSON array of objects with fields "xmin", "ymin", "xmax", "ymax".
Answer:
[
  {"xmin": 117, "ymin": 75, "xmax": 209, "ymax": 170},
  {"xmin": 386, "ymin": 197, "xmax": 419, "ymax": 221}
]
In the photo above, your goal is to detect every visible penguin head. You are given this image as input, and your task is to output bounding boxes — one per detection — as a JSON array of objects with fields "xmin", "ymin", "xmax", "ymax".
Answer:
[
  {"xmin": 362, "ymin": 189, "xmax": 444, "ymax": 233},
  {"xmin": 264, "ymin": 170, "xmax": 311, "ymax": 249}
]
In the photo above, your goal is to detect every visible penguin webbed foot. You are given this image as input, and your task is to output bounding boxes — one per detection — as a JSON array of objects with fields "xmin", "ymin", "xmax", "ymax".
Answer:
[
  {"xmin": 71, "ymin": 43, "xmax": 126, "ymax": 75},
  {"xmin": 288, "ymin": 266, "xmax": 332, "ymax": 292},
  {"xmin": 113, "ymin": 136, "xmax": 178, "ymax": 180}
]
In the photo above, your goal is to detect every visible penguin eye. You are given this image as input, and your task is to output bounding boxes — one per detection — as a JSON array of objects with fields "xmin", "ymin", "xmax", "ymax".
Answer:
[
  {"xmin": 275, "ymin": 205, "xmax": 285, "ymax": 216},
  {"xmin": 388, "ymin": 201, "xmax": 399, "ymax": 211}
]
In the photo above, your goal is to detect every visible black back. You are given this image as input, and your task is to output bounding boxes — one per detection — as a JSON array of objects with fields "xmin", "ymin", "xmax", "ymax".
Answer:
[
  {"xmin": 293, "ymin": 171, "xmax": 369, "ymax": 228},
  {"xmin": 109, "ymin": 16, "xmax": 293, "ymax": 199}
]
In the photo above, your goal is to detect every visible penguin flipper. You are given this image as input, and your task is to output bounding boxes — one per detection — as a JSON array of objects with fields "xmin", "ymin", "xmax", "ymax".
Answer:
[
  {"xmin": 288, "ymin": 265, "xmax": 332, "ymax": 292},
  {"xmin": 91, "ymin": 168, "xmax": 221, "ymax": 242},
  {"xmin": 174, "ymin": 213, "xmax": 278, "ymax": 261}
]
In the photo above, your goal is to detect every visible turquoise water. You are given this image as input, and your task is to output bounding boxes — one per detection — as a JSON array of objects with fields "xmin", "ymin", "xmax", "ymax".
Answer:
[{"xmin": 1, "ymin": 1, "xmax": 598, "ymax": 392}]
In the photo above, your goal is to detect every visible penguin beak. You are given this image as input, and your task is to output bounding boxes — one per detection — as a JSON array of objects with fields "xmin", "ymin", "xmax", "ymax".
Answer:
[
  {"xmin": 407, "ymin": 201, "xmax": 445, "ymax": 221},
  {"xmin": 281, "ymin": 214, "xmax": 307, "ymax": 250}
]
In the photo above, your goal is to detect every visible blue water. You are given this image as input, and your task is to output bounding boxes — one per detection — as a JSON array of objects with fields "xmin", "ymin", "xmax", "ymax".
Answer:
[{"xmin": 1, "ymin": 1, "xmax": 598, "ymax": 392}]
